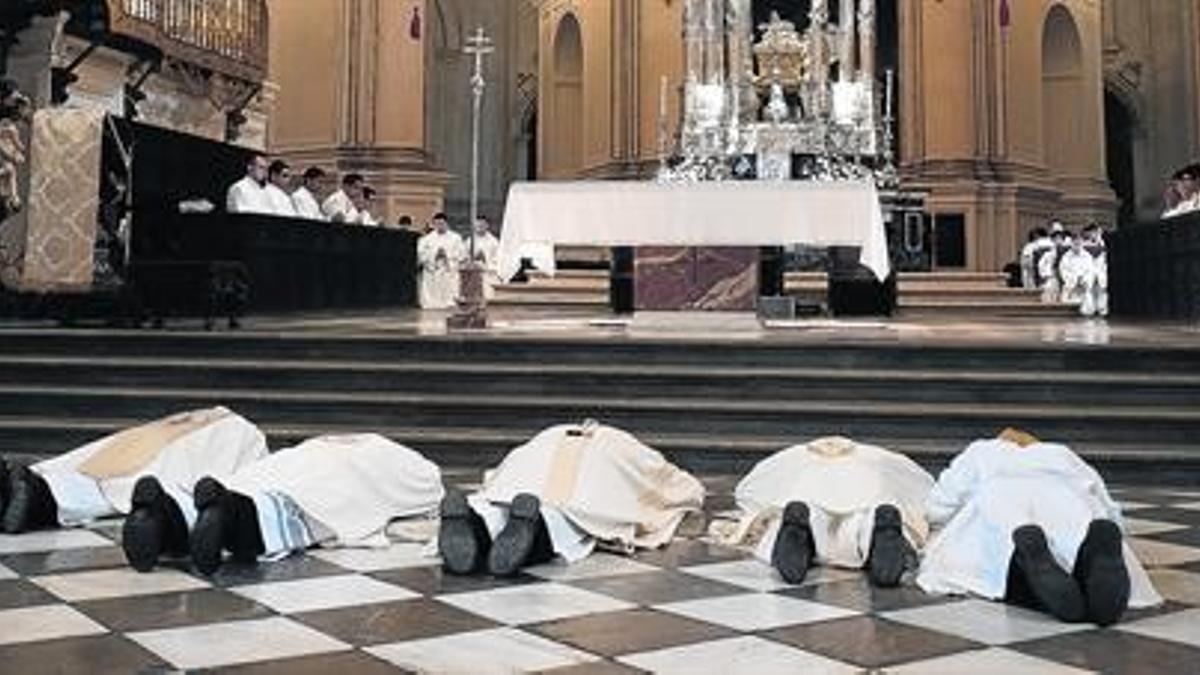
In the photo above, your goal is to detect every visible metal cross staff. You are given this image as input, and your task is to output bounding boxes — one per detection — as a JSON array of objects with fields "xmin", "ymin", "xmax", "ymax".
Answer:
[{"xmin": 465, "ymin": 26, "xmax": 493, "ymax": 263}]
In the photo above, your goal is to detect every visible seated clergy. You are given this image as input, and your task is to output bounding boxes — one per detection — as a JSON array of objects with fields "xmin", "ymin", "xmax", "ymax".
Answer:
[
  {"xmin": 0, "ymin": 408, "xmax": 268, "ymax": 571},
  {"xmin": 291, "ymin": 167, "xmax": 327, "ymax": 221},
  {"xmin": 1162, "ymin": 164, "xmax": 1200, "ymax": 219},
  {"xmin": 321, "ymin": 173, "xmax": 364, "ymax": 224},
  {"xmin": 437, "ymin": 421, "xmax": 704, "ymax": 577},
  {"xmin": 225, "ymin": 154, "xmax": 274, "ymax": 215},
  {"xmin": 264, "ymin": 160, "xmax": 297, "ymax": 218},
  {"xmin": 418, "ymin": 213, "xmax": 466, "ymax": 309},
  {"xmin": 188, "ymin": 433, "xmax": 443, "ymax": 576},
  {"xmin": 728, "ymin": 436, "xmax": 934, "ymax": 587},
  {"xmin": 917, "ymin": 430, "xmax": 1161, "ymax": 626},
  {"xmin": 356, "ymin": 185, "xmax": 380, "ymax": 226}
]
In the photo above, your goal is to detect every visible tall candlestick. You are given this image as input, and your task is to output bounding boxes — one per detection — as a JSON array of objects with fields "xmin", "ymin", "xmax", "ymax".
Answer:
[{"xmin": 885, "ymin": 68, "xmax": 894, "ymax": 120}]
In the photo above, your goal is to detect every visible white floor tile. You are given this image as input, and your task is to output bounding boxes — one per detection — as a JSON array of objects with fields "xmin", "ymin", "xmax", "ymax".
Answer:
[
  {"xmin": 31, "ymin": 568, "xmax": 209, "ymax": 602},
  {"xmin": 888, "ymin": 647, "xmax": 1096, "ymax": 674},
  {"xmin": 0, "ymin": 529, "xmax": 115, "ymax": 555},
  {"xmin": 0, "ymin": 561, "xmax": 16, "ymax": 580},
  {"xmin": 1128, "ymin": 537, "xmax": 1200, "ymax": 567},
  {"xmin": 230, "ymin": 574, "xmax": 418, "ymax": 614},
  {"xmin": 525, "ymin": 553, "xmax": 660, "ymax": 581},
  {"xmin": 883, "ymin": 599, "xmax": 1089, "ymax": 646},
  {"xmin": 619, "ymin": 635, "xmax": 859, "ymax": 675},
  {"xmin": 1123, "ymin": 518, "xmax": 1188, "ymax": 536},
  {"xmin": 679, "ymin": 559, "xmax": 791, "ymax": 592},
  {"xmin": 310, "ymin": 543, "xmax": 435, "ymax": 573},
  {"xmin": 1119, "ymin": 607, "xmax": 1200, "ymax": 648},
  {"xmin": 438, "ymin": 582, "xmax": 635, "ymax": 625},
  {"xmin": 655, "ymin": 592, "xmax": 859, "ymax": 632},
  {"xmin": 129, "ymin": 617, "xmax": 350, "ymax": 669},
  {"xmin": 0, "ymin": 605, "xmax": 107, "ymax": 646},
  {"xmin": 368, "ymin": 627, "xmax": 600, "ymax": 674}
]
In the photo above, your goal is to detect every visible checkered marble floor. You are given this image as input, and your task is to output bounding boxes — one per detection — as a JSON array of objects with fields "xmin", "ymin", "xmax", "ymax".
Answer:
[{"xmin": 1, "ymin": 483, "xmax": 1199, "ymax": 674}]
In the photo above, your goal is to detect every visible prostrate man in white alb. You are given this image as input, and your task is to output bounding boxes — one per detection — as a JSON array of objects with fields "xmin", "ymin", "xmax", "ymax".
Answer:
[
  {"xmin": 188, "ymin": 433, "xmax": 444, "ymax": 575},
  {"xmin": 417, "ymin": 212, "xmax": 466, "ymax": 309},
  {"xmin": 263, "ymin": 160, "xmax": 297, "ymax": 218},
  {"xmin": 225, "ymin": 154, "xmax": 274, "ymax": 215},
  {"xmin": 917, "ymin": 429, "xmax": 1161, "ymax": 626},
  {"xmin": 469, "ymin": 215, "xmax": 502, "ymax": 299},
  {"xmin": 727, "ymin": 436, "xmax": 934, "ymax": 587},
  {"xmin": 321, "ymin": 173, "xmax": 364, "ymax": 224},
  {"xmin": 0, "ymin": 407, "xmax": 268, "ymax": 571},
  {"xmin": 291, "ymin": 167, "xmax": 327, "ymax": 221},
  {"xmin": 437, "ymin": 421, "xmax": 704, "ymax": 577}
]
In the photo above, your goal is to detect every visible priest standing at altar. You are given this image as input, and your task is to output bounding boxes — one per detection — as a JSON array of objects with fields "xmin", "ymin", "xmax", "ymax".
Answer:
[{"xmin": 418, "ymin": 213, "xmax": 465, "ymax": 309}]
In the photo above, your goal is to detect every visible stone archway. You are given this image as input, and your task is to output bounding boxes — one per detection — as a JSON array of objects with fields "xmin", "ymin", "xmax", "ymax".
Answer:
[
  {"xmin": 546, "ymin": 13, "xmax": 582, "ymax": 178},
  {"xmin": 1041, "ymin": 4, "xmax": 1087, "ymax": 177}
]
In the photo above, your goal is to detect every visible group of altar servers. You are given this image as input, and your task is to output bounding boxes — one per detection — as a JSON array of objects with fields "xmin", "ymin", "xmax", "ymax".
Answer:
[
  {"xmin": 0, "ymin": 408, "xmax": 1160, "ymax": 626},
  {"xmin": 1020, "ymin": 221, "xmax": 1110, "ymax": 317}
]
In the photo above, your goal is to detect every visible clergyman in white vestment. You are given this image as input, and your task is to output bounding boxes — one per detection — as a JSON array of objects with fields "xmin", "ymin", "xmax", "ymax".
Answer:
[
  {"xmin": 469, "ymin": 216, "xmax": 502, "ymax": 300},
  {"xmin": 189, "ymin": 433, "xmax": 444, "ymax": 576},
  {"xmin": 225, "ymin": 155, "xmax": 274, "ymax": 215},
  {"xmin": 437, "ymin": 421, "xmax": 705, "ymax": 577},
  {"xmin": 264, "ymin": 160, "xmax": 297, "ymax": 218},
  {"xmin": 418, "ymin": 213, "xmax": 466, "ymax": 309},
  {"xmin": 727, "ymin": 436, "xmax": 934, "ymax": 587},
  {"xmin": 0, "ymin": 407, "xmax": 268, "ymax": 570},
  {"xmin": 917, "ymin": 430, "xmax": 1161, "ymax": 626},
  {"xmin": 291, "ymin": 167, "xmax": 327, "ymax": 221},
  {"xmin": 321, "ymin": 173, "xmax": 364, "ymax": 223}
]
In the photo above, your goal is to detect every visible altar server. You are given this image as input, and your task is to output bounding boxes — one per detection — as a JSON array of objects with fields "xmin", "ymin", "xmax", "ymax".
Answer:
[
  {"xmin": 1058, "ymin": 236, "xmax": 1095, "ymax": 307},
  {"xmin": 291, "ymin": 167, "xmax": 327, "ymax": 221},
  {"xmin": 1019, "ymin": 227, "xmax": 1053, "ymax": 290},
  {"xmin": 438, "ymin": 421, "xmax": 704, "ymax": 576},
  {"xmin": 188, "ymin": 433, "xmax": 444, "ymax": 575},
  {"xmin": 0, "ymin": 408, "xmax": 268, "ymax": 571},
  {"xmin": 264, "ymin": 160, "xmax": 297, "ymax": 218},
  {"xmin": 470, "ymin": 216, "xmax": 502, "ymax": 300},
  {"xmin": 321, "ymin": 173, "xmax": 364, "ymax": 223},
  {"xmin": 225, "ymin": 154, "xmax": 274, "ymax": 215},
  {"xmin": 728, "ymin": 437, "xmax": 933, "ymax": 587},
  {"xmin": 418, "ymin": 213, "xmax": 466, "ymax": 309},
  {"xmin": 1038, "ymin": 226, "xmax": 1069, "ymax": 303},
  {"xmin": 917, "ymin": 430, "xmax": 1161, "ymax": 626}
]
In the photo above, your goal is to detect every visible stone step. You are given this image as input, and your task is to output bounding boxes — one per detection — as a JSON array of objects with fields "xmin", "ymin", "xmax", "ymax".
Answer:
[{"xmin": 0, "ymin": 356, "xmax": 1195, "ymax": 407}]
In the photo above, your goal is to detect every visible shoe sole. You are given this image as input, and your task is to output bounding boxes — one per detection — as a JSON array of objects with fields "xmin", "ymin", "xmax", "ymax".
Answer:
[
  {"xmin": 191, "ymin": 505, "xmax": 225, "ymax": 576},
  {"xmin": 488, "ymin": 494, "xmax": 541, "ymax": 577},
  {"xmin": 1080, "ymin": 521, "xmax": 1130, "ymax": 626},
  {"xmin": 122, "ymin": 508, "xmax": 163, "ymax": 573},
  {"xmin": 868, "ymin": 505, "xmax": 907, "ymax": 588},
  {"xmin": 439, "ymin": 494, "xmax": 482, "ymax": 575},
  {"xmin": 1013, "ymin": 525, "xmax": 1087, "ymax": 623},
  {"xmin": 773, "ymin": 501, "xmax": 814, "ymax": 585}
]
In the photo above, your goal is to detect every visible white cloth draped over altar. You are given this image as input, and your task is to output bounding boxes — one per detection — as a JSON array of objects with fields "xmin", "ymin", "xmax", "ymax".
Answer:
[{"xmin": 498, "ymin": 180, "xmax": 891, "ymax": 283}]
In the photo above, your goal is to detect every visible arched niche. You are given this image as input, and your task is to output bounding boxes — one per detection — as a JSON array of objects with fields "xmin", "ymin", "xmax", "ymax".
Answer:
[
  {"xmin": 1041, "ymin": 4, "xmax": 1087, "ymax": 176},
  {"xmin": 546, "ymin": 13, "xmax": 583, "ymax": 178}
]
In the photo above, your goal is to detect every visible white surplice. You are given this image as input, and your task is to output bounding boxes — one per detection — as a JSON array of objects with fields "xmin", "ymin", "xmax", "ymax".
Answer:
[
  {"xmin": 471, "ymin": 422, "xmax": 705, "ymax": 559},
  {"xmin": 469, "ymin": 231, "xmax": 501, "ymax": 300},
  {"xmin": 321, "ymin": 189, "xmax": 360, "ymax": 224},
  {"xmin": 1058, "ymin": 247, "xmax": 1095, "ymax": 306},
  {"xmin": 33, "ymin": 407, "xmax": 268, "ymax": 527},
  {"xmin": 418, "ymin": 229, "xmax": 466, "ymax": 309},
  {"xmin": 290, "ymin": 186, "xmax": 325, "ymax": 221},
  {"xmin": 226, "ymin": 176, "xmax": 273, "ymax": 215},
  {"xmin": 264, "ymin": 184, "xmax": 297, "ymax": 218},
  {"xmin": 732, "ymin": 437, "xmax": 934, "ymax": 568},
  {"xmin": 227, "ymin": 433, "xmax": 444, "ymax": 555},
  {"xmin": 916, "ymin": 438, "xmax": 1161, "ymax": 608}
]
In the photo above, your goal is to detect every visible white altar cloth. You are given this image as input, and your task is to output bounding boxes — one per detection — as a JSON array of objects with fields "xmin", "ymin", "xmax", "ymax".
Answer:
[{"xmin": 498, "ymin": 180, "xmax": 891, "ymax": 282}]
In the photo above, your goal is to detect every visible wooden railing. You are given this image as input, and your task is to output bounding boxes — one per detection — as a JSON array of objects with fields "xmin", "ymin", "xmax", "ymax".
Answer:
[{"xmin": 106, "ymin": 0, "xmax": 268, "ymax": 82}]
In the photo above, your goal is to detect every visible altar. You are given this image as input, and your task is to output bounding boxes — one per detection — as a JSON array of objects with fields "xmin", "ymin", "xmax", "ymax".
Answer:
[{"xmin": 498, "ymin": 180, "xmax": 889, "ymax": 311}]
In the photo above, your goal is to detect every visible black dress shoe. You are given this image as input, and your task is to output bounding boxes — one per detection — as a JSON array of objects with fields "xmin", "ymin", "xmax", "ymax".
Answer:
[
  {"xmin": 0, "ymin": 457, "xmax": 10, "ymax": 517},
  {"xmin": 2, "ymin": 465, "xmax": 58, "ymax": 534},
  {"xmin": 439, "ymin": 491, "xmax": 491, "ymax": 575},
  {"xmin": 867, "ymin": 504, "xmax": 911, "ymax": 588},
  {"xmin": 1011, "ymin": 525, "xmax": 1087, "ymax": 623},
  {"xmin": 190, "ymin": 477, "xmax": 229, "ymax": 576},
  {"xmin": 123, "ymin": 476, "xmax": 168, "ymax": 572},
  {"xmin": 772, "ymin": 501, "xmax": 815, "ymax": 585},
  {"xmin": 225, "ymin": 489, "xmax": 265, "ymax": 565},
  {"xmin": 1073, "ymin": 519, "xmax": 1131, "ymax": 627},
  {"xmin": 488, "ymin": 493, "xmax": 553, "ymax": 577}
]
